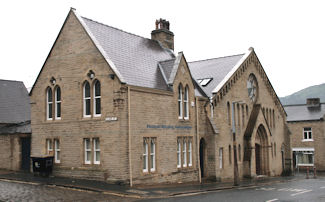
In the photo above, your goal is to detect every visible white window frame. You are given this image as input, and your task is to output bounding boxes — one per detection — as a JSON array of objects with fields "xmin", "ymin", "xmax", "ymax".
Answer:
[
  {"xmin": 93, "ymin": 138, "xmax": 100, "ymax": 164},
  {"xmin": 143, "ymin": 140, "xmax": 148, "ymax": 173},
  {"xmin": 46, "ymin": 139, "xmax": 53, "ymax": 155},
  {"xmin": 177, "ymin": 139, "xmax": 181, "ymax": 168},
  {"xmin": 54, "ymin": 139, "xmax": 60, "ymax": 163},
  {"xmin": 183, "ymin": 139, "xmax": 187, "ymax": 167},
  {"xmin": 188, "ymin": 139, "xmax": 192, "ymax": 166},
  {"xmin": 303, "ymin": 127, "xmax": 313, "ymax": 141},
  {"xmin": 219, "ymin": 148, "xmax": 223, "ymax": 169},
  {"xmin": 93, "ymin": 80, "xmax": 101, "ymax": 117},
  {"xmin": 55, "ymin": 87, "xmax": 61, "ymax": 120},
  {"xmin": 84, "ymin": 138, "xmax": 91, "ymax": 164},
  {"xmin": 83, "ymin": 82, "xmax": 91, "ymax": 118},
  {"xmin": 293, "ymin": 148, "xmax": 314, "ymax": 167},
  {"xmin": 178, "ymin": 84, "xmax": 183, "ymax": 119},
  {"xmin": 47, "ymin": 88, "xmax": 53, "ymax": 120},
  {"xmin": 184, "ymin": 86, "xmax": 189, "ymax": 120},
  {"xmin": 150, "ymin": 139, "xmax": 155, "ymax": 172}
]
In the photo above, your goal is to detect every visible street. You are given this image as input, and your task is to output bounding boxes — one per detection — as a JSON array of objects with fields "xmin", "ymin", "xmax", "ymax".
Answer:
[
  {"xmin": 0, "ymin": 179, "xmax": 132, "ymax": 202},
  {"xmin": 1, "ymin": 176, "xmax": 325, "ymax": 201},
  {"xmin": 142, "ymin": 177, "xmax": 325, "ymax": 202}
]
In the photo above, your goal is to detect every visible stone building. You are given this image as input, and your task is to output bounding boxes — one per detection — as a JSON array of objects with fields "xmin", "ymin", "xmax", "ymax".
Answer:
[
  {"xmin": 29, "ymin": 8, "xmax": 291, "ymax": 185},
  {"xmin": 284, "ymin": 98, "xmax": 325, "ymax": 171},
  {"xmin": 0, "ymin": 80, "xmax": 31, "ymax": 171}
]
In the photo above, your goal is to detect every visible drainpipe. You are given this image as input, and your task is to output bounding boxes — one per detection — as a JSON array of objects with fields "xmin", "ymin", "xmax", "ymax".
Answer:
[
  {"xmin": 196, "ymin": 97, "xmax": 201, "ymax": 183},
  {"xmin": 128, "ymin": 86, "xmax": 133, "ymax": 186}
]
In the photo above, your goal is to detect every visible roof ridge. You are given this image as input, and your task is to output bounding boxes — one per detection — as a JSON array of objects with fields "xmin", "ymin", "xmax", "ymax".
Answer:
[
  {"xmin": 284, "ymin": 103, "xmax": 325, "ymax": 107},
  {"xmin": 159, "ymin": 58, "xmax": 175, "ymax": 64},
  {"xmin": 189, "ymin": 53, "xmax": 245, "ymax": 64},
  {"xmin": 0, "ymin": 79, "xmax": 23, "ymax": 83},
  {"xmin": 81, "ymin": 16, "xmax": 150, "ymax": 41}
]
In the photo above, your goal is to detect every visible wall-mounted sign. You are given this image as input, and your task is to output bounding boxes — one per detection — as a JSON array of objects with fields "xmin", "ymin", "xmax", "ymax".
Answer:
[
  {"xmin": 147, "ymin": 124, "xmax": 192, "ymax": 130},
  {"xmin": 105, "ymin": 117, "xmax": 118, "ymax": 121}
]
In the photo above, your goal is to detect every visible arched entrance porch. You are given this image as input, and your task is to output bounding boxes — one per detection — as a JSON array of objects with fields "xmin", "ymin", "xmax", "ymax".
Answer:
[
  {"xmin": 243, "ymin": 124, "xmax": 270, "ymax": 177},
  {"xmin": 255, "ymin": 125, "xmax": 269, "ymax": 176}
]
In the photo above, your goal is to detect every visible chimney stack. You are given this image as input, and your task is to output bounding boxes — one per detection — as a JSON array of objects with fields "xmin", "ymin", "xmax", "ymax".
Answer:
[
  {"xmin": 307, "ymin": 98, "xmax": 320, "ymax": 109},
  {"xmin": 151, "ymin": 18, "xmax": 174, "ymax": 51}
]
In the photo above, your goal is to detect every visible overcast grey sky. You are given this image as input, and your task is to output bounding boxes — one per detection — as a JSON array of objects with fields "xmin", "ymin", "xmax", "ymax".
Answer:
[{"xmin": 1, "ymin": 0, "xmax": 324, "ymax": 97}]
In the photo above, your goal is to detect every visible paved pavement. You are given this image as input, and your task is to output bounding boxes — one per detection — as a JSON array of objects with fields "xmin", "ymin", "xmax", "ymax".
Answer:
[{"xmin": 0, "ymin": 169, "xmax": 318, "ymax": 200}]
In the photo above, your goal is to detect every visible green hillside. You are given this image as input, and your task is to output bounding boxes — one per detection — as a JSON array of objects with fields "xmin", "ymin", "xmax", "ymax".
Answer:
[{"xmin": 280, "ymin": 83, "xmax": 325, "ymax": 105}]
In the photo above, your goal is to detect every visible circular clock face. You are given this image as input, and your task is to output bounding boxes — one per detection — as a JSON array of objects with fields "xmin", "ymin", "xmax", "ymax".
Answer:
[{"xmin": 247, "ymin": 74, "xmax": 258, "ymax": 102}]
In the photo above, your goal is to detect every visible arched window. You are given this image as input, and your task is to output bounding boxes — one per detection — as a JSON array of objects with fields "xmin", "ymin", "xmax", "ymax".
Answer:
[
  {"xmin": 184, "ymin": 86, "xmax": 189, "ymax": 119},
  {"xmin": 227, "ymin": 102, "xmax": 231, "ymax": 125},
  {"xmin": 229, "ymin": 145, "xmax": 232, "ymax": 164},
  {"xmin": 178, "ymin": 84, "xmax": 183, "ymax": 119},
  {"xmin": 93, "ymin": 80, "xmax": 101, "ymax": 116},
  {"xmin": 55, "ymin": 87, "xmax": 61, "ymax": 119},
  {"xmin": 47, "ymin": 87, "xmax": 53, "ymax": 120},
  {"xmin": 83, "ymin": 81, "xmax": 91, "ymax": 117}
]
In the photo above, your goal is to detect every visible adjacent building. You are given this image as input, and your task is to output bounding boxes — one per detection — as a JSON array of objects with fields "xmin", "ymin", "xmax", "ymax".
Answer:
[
  {"xmin": 0, "ymin": 80, "xmax": 31, "ymax": 171},
  {"xmin": 284, "ymin": 98, "xmax": 325, "ymax": 171},
  {"xmin": 29, "ymin": 8, "xmax": 291, "ymax": 185}
]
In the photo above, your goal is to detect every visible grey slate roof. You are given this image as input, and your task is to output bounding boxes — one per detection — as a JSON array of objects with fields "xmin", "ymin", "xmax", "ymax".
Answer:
[
  {"xmin": 188, "ymin": 54, "xmax": 244, "ymax": 97},
  {"xmin": 0, "ymin": 80, "xmax": 31, "ymax": 134},
  {"xmin": 284, "ymin": 104, "xmax": 325, "ymax": 122},
  {"xmin": 82, "ymin": 17, "xmax": 175, "ymax": 91}
]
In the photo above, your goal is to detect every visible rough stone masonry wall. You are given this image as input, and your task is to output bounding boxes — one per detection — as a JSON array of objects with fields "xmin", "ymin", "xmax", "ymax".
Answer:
[
  {"xmin": 288, "ymin": 121, "xmax": 325, "ymax": 171},
  {"xmin": 0, "ymin": 134, "xmax": 21, "ymax": 171},
  {"xmin": 212, "ymin": 53, "xmax": 288, "ymax": 181},
  {"xmin": 129, "ymin": 57, "xmax": 199, "ymax": 185},
  {"xmin": 30, "ymin": 12, "xmax": 129, "ymax": 182}
]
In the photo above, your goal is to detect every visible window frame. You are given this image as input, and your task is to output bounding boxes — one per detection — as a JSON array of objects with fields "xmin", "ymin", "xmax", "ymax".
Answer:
[
  {"xmin": 188, "ymin": 138, "xmax": 192, "ymax": 166},
  {"xmin": 150, "ymin": 139, "xmax": 156, "ymax": 172},
  {"xmin": 183, "ymin": 138, "xmax": 187, "ymax": 167},
  {"xmin": 143, "ymin": 139, "xmax": 149, "ymax": 173},
  {"xmin": 178, "ymin": 84, "xmax": 183, "ymax": 119},
  {"xmin": 46, "ymin": 139, "xmax": 53, "ymax": 155},
  {"xmin": 303, "ymin": 127, "xmax": 313, "ymax": 141},
  {"xmin": 84, "ymin": 138, "xmax": 91, "ymax": 164},
  {"xmin": 219, "ymin": 148, "xmax": 223, "ymax": 169},
  {"xmin": 46, "ymin": 87, "xmax": 53, "ymax": 120},
  {"xmin": 93, "ymin": 138, "xmax": 100, "ymax": 165},
  {"xmin": 83, "ymin": 81, "xmax": 91, "ymax": 118},
  {"xmin": 93, "ymin": 80, "xmax": 101, "ymax": 117},
  {"xmin": 55, "ymin": 86, "xmax": 61, "ymax": 120},
  {"xmin": 177, "ymin": 139, "xmax": 181, "ymax": 168},
  {"xmin": 54, "ymin": 139, "xmax": 60, "ymax": 164},
  {"xmin": 184, "ymin": 86, "xmax": 189, "ymax": 120}
]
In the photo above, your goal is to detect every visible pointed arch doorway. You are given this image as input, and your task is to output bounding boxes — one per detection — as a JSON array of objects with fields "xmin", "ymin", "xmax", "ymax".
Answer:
[{"xmin": 255, "ymin": 124, "xmax": 269, "ymax": 176}]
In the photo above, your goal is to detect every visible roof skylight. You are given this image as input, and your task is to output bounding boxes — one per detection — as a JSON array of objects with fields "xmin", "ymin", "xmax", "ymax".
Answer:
[{"xmin": 197, "ymin": 78, "xmax": 213, "ymax": 86}]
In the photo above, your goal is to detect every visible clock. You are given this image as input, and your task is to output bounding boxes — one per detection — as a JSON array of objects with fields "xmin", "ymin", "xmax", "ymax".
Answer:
[{"xmin": 247, "ymin": 74, "xmax": 258, "ymax": 102}]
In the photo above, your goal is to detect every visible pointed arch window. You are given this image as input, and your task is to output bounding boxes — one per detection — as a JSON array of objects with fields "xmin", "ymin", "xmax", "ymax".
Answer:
[
  {"xmin": 93, "ymin": 80, "xmax": 101, "ymax": 116},
  {"xmin": 83, "ymin": 81, "xmax": 91, "ymax": 117},
  {"xmin": 178, "ymin": 84, "xmax": 183, "ymax": 119},
  {"xmin": 177, "ymin": 139, "xmax": 181, "ymax": 168},
  {"xmin": 184, "ymin": 86, "xmax": 189, "ymax": 119},
  {"xmin": 47, "ymin": 88, "xmax": 53, "ymax": 120},
  {"xmin": 55, "ymin": 87, "xmax": 61, "ymax": 119}
]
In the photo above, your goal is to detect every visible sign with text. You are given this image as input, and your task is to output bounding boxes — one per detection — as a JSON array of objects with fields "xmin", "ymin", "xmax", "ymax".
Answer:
[{"xmin": 147, "ymin": 124, "xmax": 192, "ymax": 130}]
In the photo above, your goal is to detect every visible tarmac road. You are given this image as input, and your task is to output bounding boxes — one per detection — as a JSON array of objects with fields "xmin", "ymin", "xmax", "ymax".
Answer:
[{"xmin": 142, "ymin": 177, "xmax": 325, "ymax": 202}]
